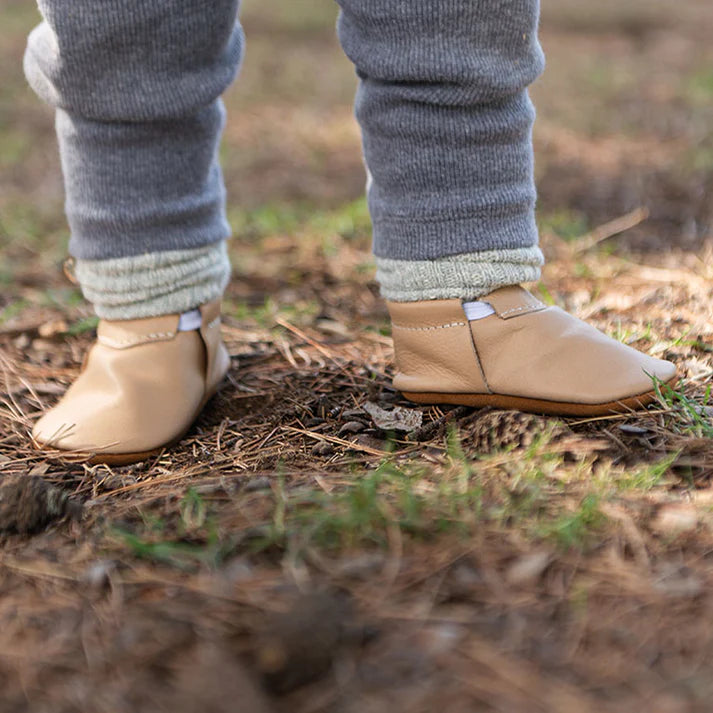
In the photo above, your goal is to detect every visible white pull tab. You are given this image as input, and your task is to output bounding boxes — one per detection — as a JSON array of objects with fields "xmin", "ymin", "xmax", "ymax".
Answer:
[
  {"xmin": 177, "ymin": 308, "xmax": 202, "ymax": 332},
  {"xmin": 462, "ymin": 301, "xmax": 496, "ymax": 321}
]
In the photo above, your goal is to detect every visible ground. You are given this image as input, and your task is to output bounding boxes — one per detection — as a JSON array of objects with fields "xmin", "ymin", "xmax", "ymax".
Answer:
[{"xmin": 1, "ymin": 1, "xmax": 712, "ymax": 711}]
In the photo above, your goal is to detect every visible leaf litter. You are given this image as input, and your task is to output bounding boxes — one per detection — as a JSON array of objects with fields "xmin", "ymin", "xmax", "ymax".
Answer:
[{"xmin": 1, "ymin": 1, "xmax": 713, "ymax": 710}]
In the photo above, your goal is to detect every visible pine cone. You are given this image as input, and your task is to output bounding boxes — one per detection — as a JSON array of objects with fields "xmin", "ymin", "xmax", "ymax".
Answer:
[
  {"xmin": 0, "ymin": 474, "xmax": 82, "ymax": 534},
  {"xmin": 460, "ymin": 409, "xmax": 566, "ymax": 455}
]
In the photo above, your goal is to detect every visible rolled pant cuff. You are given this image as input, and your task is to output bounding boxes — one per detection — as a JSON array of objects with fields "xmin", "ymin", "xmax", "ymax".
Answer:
[
  {"xmin": 74, "ymin": 240, "xmax": 231, "ymax": 320},
  {"xmin": 375, "ymin": 246, "xmax": 544, "ymax": 303}
]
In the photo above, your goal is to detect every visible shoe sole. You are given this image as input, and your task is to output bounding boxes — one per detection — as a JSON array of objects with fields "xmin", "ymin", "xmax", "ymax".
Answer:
[
  {"xmin": 37, "ymin": 374, "xmax": 674, "ymax": 465},
  {"xmin": 401, "ymin": 378, "xmax": 676, "ymax": 418}
]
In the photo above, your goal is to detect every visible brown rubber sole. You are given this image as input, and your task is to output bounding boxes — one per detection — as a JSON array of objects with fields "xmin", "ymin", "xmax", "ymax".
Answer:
[
  {"xmin": 401, "ymin": 379, "xmax": 675, "ymax": 418},
  {"xmin": 36, "ymin": 378, "xmax": 227, "ymax": 468}
]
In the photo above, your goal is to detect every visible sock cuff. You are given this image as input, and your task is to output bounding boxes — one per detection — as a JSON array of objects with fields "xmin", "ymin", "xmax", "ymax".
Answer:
[
  {"xmin": 375, "ymin": 246, "xmax": 544, "ymax": 303},
  {"xmin": 74, "ymin": 240, "xmax": 231, "ymax": 320}
]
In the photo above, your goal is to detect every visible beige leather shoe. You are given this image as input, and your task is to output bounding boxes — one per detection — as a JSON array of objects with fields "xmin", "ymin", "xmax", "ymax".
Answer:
[
  {"xmin": 32, "ymin": 299, "xmax": 230, "ymax": 465},
  {"xmin": 387, "ymin": 286, "xmax": 677, "ymax": 417}
]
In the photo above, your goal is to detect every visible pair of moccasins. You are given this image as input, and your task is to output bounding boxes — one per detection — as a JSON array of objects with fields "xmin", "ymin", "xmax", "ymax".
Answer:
[{"xmin": 32, "ymin": 286, "xmax": 677, "ymax": 465}]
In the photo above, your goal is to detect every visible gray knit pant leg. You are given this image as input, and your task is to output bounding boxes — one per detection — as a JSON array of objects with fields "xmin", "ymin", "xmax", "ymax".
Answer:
[
  {"xmin": 336, "ymin": 0, "xmax": 546, "ymax": 302},
  {"xmin": 24, "ymin": 1, "xmax": 243, "ymax": 319}
]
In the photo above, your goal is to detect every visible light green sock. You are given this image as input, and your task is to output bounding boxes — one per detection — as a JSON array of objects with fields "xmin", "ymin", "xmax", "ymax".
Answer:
[
  {"xmin": 375, "ymin": 246, "xmax": 544, "ymax": 302},
  {"xmin": 74, "ymin": 240, "xmax": 231, "ymax": 320}
]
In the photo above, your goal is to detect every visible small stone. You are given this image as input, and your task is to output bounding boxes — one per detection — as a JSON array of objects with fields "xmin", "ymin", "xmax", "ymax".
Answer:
[
  {"xmin": 311, "ymin": 441, "xmax": 335, "ymax": 457},
  {"xmin": 338, "ymin": 421, "xmax": 366, "ymax": 435}
]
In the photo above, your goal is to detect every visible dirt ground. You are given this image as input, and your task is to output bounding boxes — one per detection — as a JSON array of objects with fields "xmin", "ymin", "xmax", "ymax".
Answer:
[{"xmin": 1, "ymin": 1, "xmax": 712, "ymax": 711}]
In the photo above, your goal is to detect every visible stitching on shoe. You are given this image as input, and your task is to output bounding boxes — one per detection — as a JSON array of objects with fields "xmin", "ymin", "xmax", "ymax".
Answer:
[
  {"xmin": 392, "ymin": 321, "xmax": 467, "ymax": 332},
  {"xmin": 500, "ymin": 302, "xmax": 544, "ymax": 317},
  {"xmin": 98, "ymin": 331, "xmax": 175, "ymax": 348}
]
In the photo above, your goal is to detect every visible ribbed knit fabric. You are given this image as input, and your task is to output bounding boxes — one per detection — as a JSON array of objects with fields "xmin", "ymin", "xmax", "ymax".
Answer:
[
  {"xmin": 24, "ymin": 0, "xmax": 243, "ymax": 261},
  {"xmin": 74, "ymin": 241, "xmax": 231, "ymax": 320},
  {"xmin": 336, "ymin": 0, "xmax": 545, "ymax": 261},
  {"xmin": 25, "ymin": 0, "xmax": 545, "ymax": 314},
  {"xmin": 375, "ymin": 246, "xmax": 544, "ymax": 302}
]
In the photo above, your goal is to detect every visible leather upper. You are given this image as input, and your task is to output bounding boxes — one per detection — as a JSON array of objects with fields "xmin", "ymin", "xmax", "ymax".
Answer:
[
  {"xmin": 388, "ymin": 299, "xmax": 488, "ymax": 394},
  {"xmin": 387, "ymin": 286, "xmax": 677, "ymax": 405},
  {"xmin": 32, "ymin": 300, "xmax": 229, "ymax": 456}
]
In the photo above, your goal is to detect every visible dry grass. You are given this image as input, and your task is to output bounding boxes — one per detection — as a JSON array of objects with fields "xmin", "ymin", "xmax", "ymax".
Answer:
[{"xmin": 0, "ymin": 1, "xmax": 712, "ymax": 711}]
